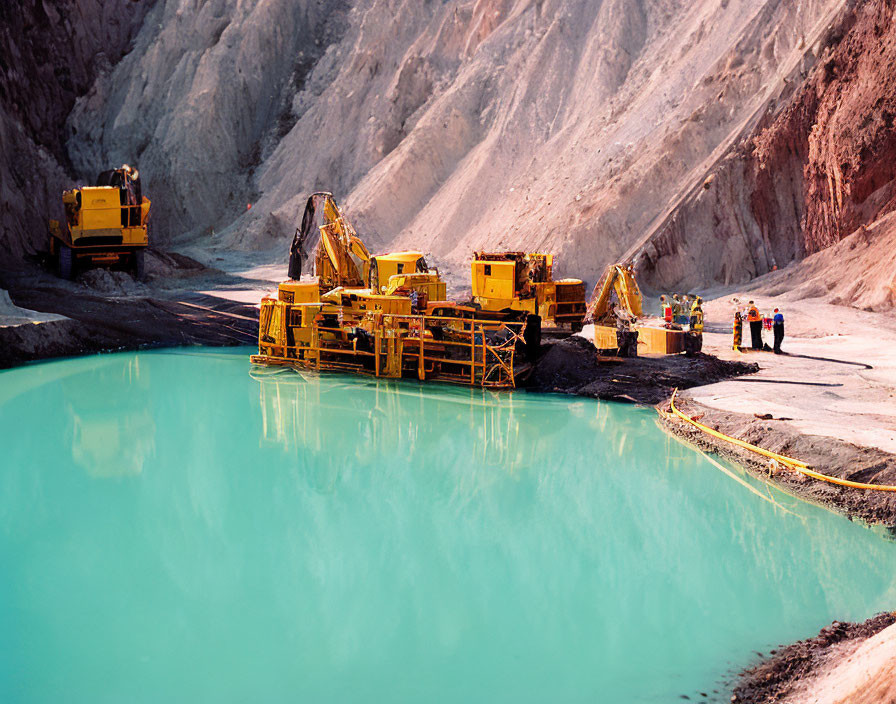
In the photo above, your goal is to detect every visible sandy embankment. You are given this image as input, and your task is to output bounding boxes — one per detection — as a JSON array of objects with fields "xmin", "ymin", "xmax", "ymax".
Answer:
[
  {"xmin": 658, "ymin": 213, "xmax": 896, "ymax": 526},
  {"xmin": 782, "ymin": 620, "xmax": 896, "ymax": 704},
  {"xmin": 733, "ymin": 613, "xmax": 896, "ymax": 704},
  {"xmin": 662, "ymin": 297, "xmax": 896, "ymax": 525}
]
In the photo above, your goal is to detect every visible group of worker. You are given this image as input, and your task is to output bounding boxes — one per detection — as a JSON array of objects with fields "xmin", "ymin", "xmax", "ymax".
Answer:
[
  {"xmin": 732, "ymin": 300, "xmax": 785, "ymax": 353},
  {"xmin": 659, "ymin": 293, "xmax": 703, "ymax": 332}
]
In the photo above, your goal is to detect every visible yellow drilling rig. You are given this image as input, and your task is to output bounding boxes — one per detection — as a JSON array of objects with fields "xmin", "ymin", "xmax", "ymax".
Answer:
[
  {"xmin": 253, "ymin": 193, "xmax": 535, "ymax": 388},
  {"xmin": 588, "ymin": 263, "xmax": 702, "ymax": 355},
  {"xmin": 470, "ymin": 251, "xmax": 587, "ymax": 332}
]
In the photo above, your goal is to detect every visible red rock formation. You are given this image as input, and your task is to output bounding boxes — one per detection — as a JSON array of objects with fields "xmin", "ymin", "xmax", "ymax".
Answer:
[
  {"xmin": 640, "ymin": 0, "xmax": 896, "ymax": 304},
  {"xmin": 751, "ymin": 0, "xmax": 896, "ymax": 256}
]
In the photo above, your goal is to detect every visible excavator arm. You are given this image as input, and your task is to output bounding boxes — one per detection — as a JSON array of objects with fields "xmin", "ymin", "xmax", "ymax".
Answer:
[
  {"xmin": 299, "ymin": 192, "xmax": 370, "ymax": 290},
  {"xmin": 586, "ymin": 264, "xmax": 643, "ymax": 326}
]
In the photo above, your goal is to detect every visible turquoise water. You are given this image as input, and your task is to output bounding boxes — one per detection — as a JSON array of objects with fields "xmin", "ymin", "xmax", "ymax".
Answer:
[{"xmin": 1, "ymin": 347, "xmax": 895, "ymax": 703}]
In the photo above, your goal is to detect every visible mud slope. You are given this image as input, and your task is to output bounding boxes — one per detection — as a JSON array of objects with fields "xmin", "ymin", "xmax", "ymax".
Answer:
[
  {"xmin": 640, "ymin": 0, "xmax": 896, "ymax": 297},
  {"xmin": 56, "ymin": 0, "xmax": 845, "ymax": 283}
]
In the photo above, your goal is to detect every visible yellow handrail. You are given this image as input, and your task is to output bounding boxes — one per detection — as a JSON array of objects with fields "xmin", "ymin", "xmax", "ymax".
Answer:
[{"xmin": 666, "ymin": 389, "xmax": 896, "ymax": 492}]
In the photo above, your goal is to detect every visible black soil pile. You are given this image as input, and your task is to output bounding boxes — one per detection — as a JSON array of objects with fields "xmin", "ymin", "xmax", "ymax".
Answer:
[
  {"xmin": 663, "ymin": 396, "xmax": 896, "ymax": 527},
  {"xmin": 526, "ymin": 336, "xmax": 758, "ymax": 404},
  {"xmin": 732, "ymin": 613, "xmax": 896, "ymax": 703},
  {"xmin": 0, "ymin": 256, "xmax": 260, "ymax": 368},
  {"xmin": 0, "ymin": 287, "xmax": 257, "ymax": 369}
]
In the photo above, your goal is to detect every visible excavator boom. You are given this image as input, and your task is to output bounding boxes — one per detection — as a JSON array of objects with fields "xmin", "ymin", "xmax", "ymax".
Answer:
[
  {"xmin": 293, "ymin": 192, "xmax": 370, "ymax": 291},
  {"xmin": 587, "ymin": 264, "xmax": 643, "ymax": 325}
]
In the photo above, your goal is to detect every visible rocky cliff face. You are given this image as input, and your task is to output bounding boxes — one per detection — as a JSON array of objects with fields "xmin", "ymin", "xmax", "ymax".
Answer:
[
  {"xmin": 3, "ymin": 0, "xmax": 894, "ymax": 308},
  {"xmin": 638, "ymin": 0, "xmax": 896, "ymax": 298},
  {"xmin": 53, "ymin": 0, "xmax": 845, "ymax": 278},
  {"xmin": 229, "ymin": 0, "xmax": 847, "ymax": 281},
  {"xmin": 65, "ymin": 0, "xmax": 351, "ymax": 242},
  {"xmin": 0, "ymin": 0, "xmax": 152, "ymax": 260}
]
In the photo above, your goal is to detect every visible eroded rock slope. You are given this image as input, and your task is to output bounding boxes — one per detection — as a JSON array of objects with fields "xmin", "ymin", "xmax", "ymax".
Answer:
[
  {"xmin": 0, "ymin": 0, "xmax": 152, "ymax": 261},
  {"xmin": 639, "ymin": 0, "xmax": 896, "ymax": 301},
  {"xmin": 61, "ymin": 0, "xmax": 846, "ymax": 283},
  {"xmin": 3, "ymin": 0, "xmax": 895, "ymax": 309}
]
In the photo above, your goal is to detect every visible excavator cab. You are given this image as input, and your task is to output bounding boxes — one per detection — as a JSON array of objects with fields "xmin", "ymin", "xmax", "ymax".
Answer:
[
  {"xmin": 368, "ymin": 251, "xmax": 446, "ymax": 310},
  {"xmin": 368, "ymin": 251, "xmax": 429, "ymax": 292}
]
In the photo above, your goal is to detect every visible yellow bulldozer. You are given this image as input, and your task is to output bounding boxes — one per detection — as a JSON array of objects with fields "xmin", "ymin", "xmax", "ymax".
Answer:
[
  {"xmin": 588, "ymin": 263, "xmax": 701, "ymax": 355},
  {"xmin": 48, "ymin": 165, "xmax": 150, "ymax": 280},
  {"xmin": 470, "ymin": 251, "xmax": 586, "ymax": 331}
]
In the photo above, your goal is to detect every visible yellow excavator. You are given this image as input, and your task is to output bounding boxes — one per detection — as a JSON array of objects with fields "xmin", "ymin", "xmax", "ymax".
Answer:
[
  {"xmin": 48, "ymin": 165, "xmax": 150, "ymax": 280},
  {"xmin": 285, "ymin": 192, "xmax": 371, "ymax": 291},
  {"xmin": 588, "ymin": 263, "xmax": 700, "ymax": 355},
  {"xmin": 587, "ymin": 263, "xmax": 644, "ymax": 326},
  {"xmin": 285, "ymin": 192, "xmax": 446, "ymax": 303}
]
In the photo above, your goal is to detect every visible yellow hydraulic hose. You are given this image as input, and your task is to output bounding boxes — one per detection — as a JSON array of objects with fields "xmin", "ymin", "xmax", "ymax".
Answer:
[
  {"xmin": 664, "ymin": 427, "xmax": 801, "ymax": 516},
  {"xmin": 666, "ymin": 389, "xmax": 896, "ymax": 492}
]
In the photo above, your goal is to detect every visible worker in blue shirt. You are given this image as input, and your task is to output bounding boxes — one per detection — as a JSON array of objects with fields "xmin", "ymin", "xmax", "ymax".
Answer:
[{"xmin": 773, "ymin": 308, "xmax": 785, "ymax": 354}]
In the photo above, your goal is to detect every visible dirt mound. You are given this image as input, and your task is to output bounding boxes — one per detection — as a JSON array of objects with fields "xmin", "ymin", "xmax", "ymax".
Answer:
[
  {"xmin": 732, "ymin": 613, "xmax": 896, "ymax": 704},
  {"xmin": 76, "ymin": 269, "xmax": 145, "ymax": 295},
  {"xmin": 527, "ymin": 336, "xmax": 758, "ymax": 404},
  {"xmin": 144, "ymin": 249, "xmax": 208, "ymax": 281}
]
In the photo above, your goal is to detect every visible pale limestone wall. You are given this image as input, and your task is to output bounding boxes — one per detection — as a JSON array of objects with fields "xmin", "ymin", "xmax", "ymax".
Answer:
[{"xmin": 59, "ymin": 0, "xmax": 845, "ymax": 290}]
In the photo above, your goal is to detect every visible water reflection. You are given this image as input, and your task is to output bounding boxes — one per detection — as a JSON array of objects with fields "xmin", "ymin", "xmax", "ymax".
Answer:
[
  {"xmin": 3, "ymin": 350, "xmax": 896, "ymax": 703},
  {"xmin": 62, "ymin": 356, "xmax": 156, "ymax": 477},
  {"xmin": 252, "ymin": 369, "xmax": 583, "ymax": 477}
]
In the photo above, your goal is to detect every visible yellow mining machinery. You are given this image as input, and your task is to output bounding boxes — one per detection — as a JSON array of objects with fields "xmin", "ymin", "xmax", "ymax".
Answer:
[
  {"xmin": 48, "ymin": 165, "xmax": 150, "ymax": 280},
  {"xmin": 252, "ymin": 194, "xmax": 531, "ymax": 388},
  {"xmin": 589, "ymin": 263, "xmax": 701, "ymax": 355},
  {"xmin": 295, "ymin": 193, "xmax": 448, "ymax": 303},
  {"xmin": 470, "ymin": 252, "xmax": 586, "ymax": 331},
  {"xmin": 306, "ymin": 192, "xmax": 370, "ymax": 290}
]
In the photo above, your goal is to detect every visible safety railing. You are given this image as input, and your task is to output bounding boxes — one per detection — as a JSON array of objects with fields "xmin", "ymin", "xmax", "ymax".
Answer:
[{"xmin": 254, "ymin": 300, "xmax": 525, "ymax": 388}]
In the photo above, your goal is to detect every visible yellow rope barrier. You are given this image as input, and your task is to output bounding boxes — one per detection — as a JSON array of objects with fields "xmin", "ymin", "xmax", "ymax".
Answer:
[{"xmin": 666, "ymin": 389, "xmax": 896, "ymax": 492}]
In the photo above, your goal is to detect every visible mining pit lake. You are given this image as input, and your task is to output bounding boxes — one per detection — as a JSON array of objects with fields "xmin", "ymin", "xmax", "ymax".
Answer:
[{"xmin": 1, "ymin": 347, "xmax": 895, "ymax": 703}]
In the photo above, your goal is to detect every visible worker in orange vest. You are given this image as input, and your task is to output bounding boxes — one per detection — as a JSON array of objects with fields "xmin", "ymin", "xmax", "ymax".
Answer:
[{"xmin": 746, "ymin": 300, "xmax": 762, "ymax": 350}]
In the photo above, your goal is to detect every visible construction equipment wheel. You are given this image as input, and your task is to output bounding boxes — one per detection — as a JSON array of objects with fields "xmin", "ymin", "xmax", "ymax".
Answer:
[
  {"xmin": 57, "ymin": 244, "xmax": 73, "ymax": 280},
  {"xmin": 134, "ymin": 249, "xmax": 146, "ymax": 281}
]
